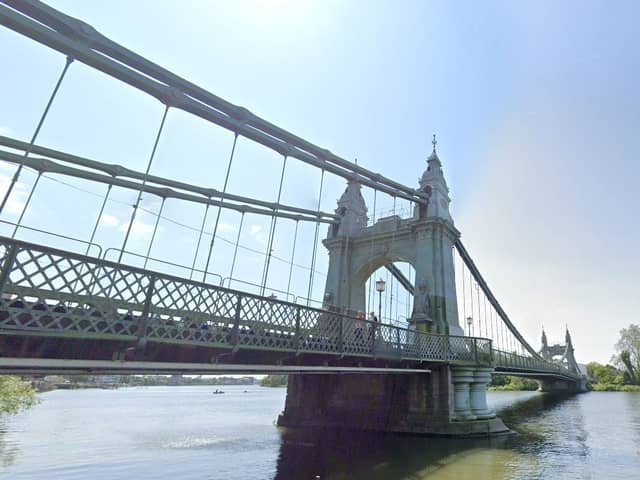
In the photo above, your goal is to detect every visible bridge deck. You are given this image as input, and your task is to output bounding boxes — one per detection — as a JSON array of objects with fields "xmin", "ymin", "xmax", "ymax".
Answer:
[{"xmin": 0, "ymin": 237, "xmax": 579, "ymax": 380}]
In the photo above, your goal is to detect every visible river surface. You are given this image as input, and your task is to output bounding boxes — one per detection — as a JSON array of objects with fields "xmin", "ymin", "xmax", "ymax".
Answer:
[{"xmin": 0, "ymin": 385, "xmax": 638, "ymax": 479}]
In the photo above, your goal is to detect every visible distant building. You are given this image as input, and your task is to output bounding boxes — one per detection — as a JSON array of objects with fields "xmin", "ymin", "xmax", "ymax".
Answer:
[{"xmin": 89, "ymin": 375, "xmax": 121, "ymax": 385}]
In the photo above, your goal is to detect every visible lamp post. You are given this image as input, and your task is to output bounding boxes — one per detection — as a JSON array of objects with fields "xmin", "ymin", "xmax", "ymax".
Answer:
[
  {"xmin": 466, "ymin": 316, "xmax": 473, "ymax": 336},
  {"xmin": 375, "ymin": 278, "xmax": 386, "ymax": 322}
]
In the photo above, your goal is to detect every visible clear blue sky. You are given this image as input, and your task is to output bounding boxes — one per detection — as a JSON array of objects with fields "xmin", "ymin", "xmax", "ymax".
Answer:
[{"xmin": 0, "ymin": 0, "xmax": 638, "ymax": 364}]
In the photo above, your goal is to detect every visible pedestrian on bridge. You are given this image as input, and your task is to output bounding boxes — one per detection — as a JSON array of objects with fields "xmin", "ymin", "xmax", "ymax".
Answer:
[{"xmin": 369, "ymin": 311, "xmax": 379, "ymax": 346}]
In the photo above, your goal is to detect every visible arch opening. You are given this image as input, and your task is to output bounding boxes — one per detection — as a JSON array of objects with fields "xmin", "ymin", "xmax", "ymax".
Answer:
[{"xmin": 361, "ymin": 260, "xmax": 415, "ymax": 327}]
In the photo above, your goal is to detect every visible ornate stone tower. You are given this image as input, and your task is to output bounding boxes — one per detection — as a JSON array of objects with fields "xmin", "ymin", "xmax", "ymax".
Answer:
[
  {"xmin": 322, "ymin": 137, "xmax": 462, "ymax": 335},
  {"xmin": 541, "ymin": 328, "xmax": 549, "ymax": 355},
  {"xmin": 280, "ymin": 137, "xmax": 509, "ymax": 437},
  {"xmin": 539, "ymin": 327, "xmax": 581, "ymax": 375},
  {"xmin": 416, "ymin": 136, "xmax": 453, "ymax": 223}
]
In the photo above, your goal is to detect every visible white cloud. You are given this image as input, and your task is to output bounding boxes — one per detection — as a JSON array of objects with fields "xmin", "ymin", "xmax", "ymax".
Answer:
[
  {"xmin": 118, "ymin": 219, "xmax": 161, "ymax": 238},
  {"xmin": 100, "ymin": 214, "xmax": 161, "ymax": 239},
  {"xmin": 217, "ymin": 222, "xmax": 236, "ymax": 234},
  {"xmin": 99, "ymin": 213, "xmax": 120, "ymax": 228},
  {"xmin": 248, "ymin": 224, "xmax": 268, "ymax": 244}
]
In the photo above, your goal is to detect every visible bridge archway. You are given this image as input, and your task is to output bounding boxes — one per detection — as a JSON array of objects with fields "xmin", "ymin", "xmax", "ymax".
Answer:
[
  {"xmin": 321, "ymin": 149, "xmax": 464, "ymax": 336},
  {"xmin": 359, "ymin": 259, "xmax": 416, "ymax": 326}
]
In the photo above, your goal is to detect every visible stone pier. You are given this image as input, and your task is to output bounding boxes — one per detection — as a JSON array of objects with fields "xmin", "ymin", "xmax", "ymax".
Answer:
[{"xmin": 277, "ymin": 365, "xmax": 509, "ymax": 437}]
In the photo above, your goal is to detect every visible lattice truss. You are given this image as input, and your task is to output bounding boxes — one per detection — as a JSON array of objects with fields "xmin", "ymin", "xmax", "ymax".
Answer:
[{"xmin": 0, "ymin": 239, "xmax": 494, "ymax": 365}]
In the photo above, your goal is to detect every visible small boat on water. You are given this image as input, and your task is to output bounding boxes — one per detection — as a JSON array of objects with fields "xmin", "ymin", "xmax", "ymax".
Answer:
[{"xmin": 212, "ymin": 389, "xmax": 225, "ymax": 395}]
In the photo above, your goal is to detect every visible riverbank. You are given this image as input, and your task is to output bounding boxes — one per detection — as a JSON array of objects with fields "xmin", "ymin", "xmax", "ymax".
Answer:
[
  {"xmin": 490, "ymin": 383, "xmax": 640, "ymax": 392},
  {"xmin": 489, "ymin": 385, "xmax": 537, "ymax": 392},
  {"xmin": 30, "ymin": 375, "xmax": 260, "ymax": 392},
  {"xmin": 591, "ymin": 383, "xmax": 640, "ymax": 392},
  {"xmin": 260, "ymin": 374, "xmax": 287, "ymax": 387}
]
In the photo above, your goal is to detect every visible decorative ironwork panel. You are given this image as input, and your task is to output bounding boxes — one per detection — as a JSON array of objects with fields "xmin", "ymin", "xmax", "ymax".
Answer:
[
  {"xmin": 240, "ymin": 296, "xmax": 296, "ymax": 329},
  {"xmin": 341, "ymin": 318, "xmax": 372, "ymax": 356},
  {"xmin": 0, "ymin": 295, "xmax": 139, "ymax": 338},
  {"xmin": 447, "ymin": 336, "xmax": 474, "ymax": 362},
  {"xmin": 297, "ymin": 311, "xmax": 340, "ymax": 354},
  {"xmin": 411, "ymin": 333, "xmax": 447, "ymax": 360},
  {"xmin": 372, "ymin": 324, "xmax": 402, "ymax": 360},
  {"xmin": 144, "ymin": 312, "xmax": 232, "ymax": 346},
  {"xmin": 10, "ymin": 249, "xmax": 91, "ymax": 295},
  {"xmin": 88, "ymin": 265, "xmax": 149, "ymax": 306},
  {"xmin": 475, "ymin": 339, "xmax": 493, "ymax": 365},
  {"xmin": 298, "ymin": 308, "xmax": 320, "ymax": 332}
]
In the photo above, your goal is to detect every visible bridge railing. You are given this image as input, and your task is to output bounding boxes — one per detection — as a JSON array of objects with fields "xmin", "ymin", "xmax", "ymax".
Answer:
[
  {"xmin": 493, "ymin": 348, "xmax": 579, "ymax": 379},
  {"xmin": 0, "ymin": 237, "xmax": 492, "ymax": 366}
]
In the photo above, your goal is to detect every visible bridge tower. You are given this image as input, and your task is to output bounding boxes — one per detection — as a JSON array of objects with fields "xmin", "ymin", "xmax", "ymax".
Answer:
[
  {"xmin": 322, "ymin": 141, "xmax": 463, "ymax": 335},
  {"xmin": 538, "ymin": 327, "xmax": 586, "ymax": 391},
  {"xmin": 279, "ymin": 143, "xmax": 509, "ymax": 436},
  {"xmin": 539, "ymin": 327, "xmax": 581, "ymax": 375}
]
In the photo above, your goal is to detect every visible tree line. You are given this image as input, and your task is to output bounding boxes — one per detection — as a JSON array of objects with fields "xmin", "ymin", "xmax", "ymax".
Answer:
[{"xmin": 587, "ymin": 324, "xmax": 640, "ymax": 391}]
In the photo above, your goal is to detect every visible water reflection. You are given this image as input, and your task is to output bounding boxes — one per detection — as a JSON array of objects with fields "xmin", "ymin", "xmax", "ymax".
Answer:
[
  {"xmin": 624, "ymin": 393, "xmax": 640, "ymax": 455},
  {"xmin": 0, "ymin": 427, "xmax": 17, "ymax": 468},
  {"xmin": 275, "ymin": 427, "xmax": 516, "ymax": 480},
  {"xmin": 273, "ymin": 392, "xmax": 583, "ymax": 480},
  {"xmin": 497, "ymin": 392, "xmax": 570, "ymax": 430}
]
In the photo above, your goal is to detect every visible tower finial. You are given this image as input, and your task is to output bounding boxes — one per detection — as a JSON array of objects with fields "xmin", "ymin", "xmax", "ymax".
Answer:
[{"xmin": 432, "ymin": 134, "xmax": 437, "ymax": 153}]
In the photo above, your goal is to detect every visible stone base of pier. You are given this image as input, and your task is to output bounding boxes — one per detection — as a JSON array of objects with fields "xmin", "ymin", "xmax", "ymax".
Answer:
[{"xmin": 277, "ymin": 365, "xmax": 509, "ymax": 437}]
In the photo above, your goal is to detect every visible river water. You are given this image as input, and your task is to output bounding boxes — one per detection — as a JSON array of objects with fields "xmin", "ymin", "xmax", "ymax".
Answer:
[{"xmin": 0, "ymin": 385, "xmax": 638, "ymax": 479}]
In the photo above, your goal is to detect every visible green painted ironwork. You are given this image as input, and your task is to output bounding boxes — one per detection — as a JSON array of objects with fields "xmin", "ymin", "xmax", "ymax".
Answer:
[{"xmin": 0, "ymin": 237, "xmax": 580, "ymax": 380}]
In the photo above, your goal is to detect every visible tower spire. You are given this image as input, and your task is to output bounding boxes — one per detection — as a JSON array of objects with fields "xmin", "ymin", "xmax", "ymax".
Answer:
[{"xmin": 417, "ymin": 133, "xmax": 452, "ymax": 223}]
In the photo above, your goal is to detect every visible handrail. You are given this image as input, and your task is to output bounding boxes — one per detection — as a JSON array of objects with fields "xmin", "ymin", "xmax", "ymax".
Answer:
[
  {"xmin": 221, "ymin": 276, "xmax": 296, "ymax": 303},
  {"xmin": 293, "ymin": 296, "xmax": 324, "ymax": 308},
  {"xmin": 0, "ymin": 235, "xmax": 494, "ymax": 366},
  {"xmin": 492, "ymin": 348, "xmax": 580, "ymax": 379},
  {"xmin": 0, "ymin": 219, "xmax": 102, "ymax": 258},
  {"xmin": 102, "ymin": 247, "xmax": 223, "ymax": 285}
]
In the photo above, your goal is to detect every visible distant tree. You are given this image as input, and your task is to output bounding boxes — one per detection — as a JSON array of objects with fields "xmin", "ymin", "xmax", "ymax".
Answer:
[
  {"xmin": 490, "ymin": 375, "xmax": 509, "ymax": 386},
  {"xmin": 615, "ymin": 324, "xmax": 640, "ymax": 385},
  {"xmin": 489, "ymin": 375, "xmax": 538, "ymax": 391},
  {"xmin": 586, "ymin": 362, "xmax": 622, "ymax": 384},
  {"xmin": 507, "ymin": 376, "xmax": 539, "ymax": 391},
  {"xmin": 260, "ymin": 374, "xmax": 288, "ymax": 387},
  {"xmin": 620, "ymin": 351, "xmax": 638, "ymax": 384},
  {"xmin": 0, "ymin": 376, "xmax": 39, "ymax": 415}
]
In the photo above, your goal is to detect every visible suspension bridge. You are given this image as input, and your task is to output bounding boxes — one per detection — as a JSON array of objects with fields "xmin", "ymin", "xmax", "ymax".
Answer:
[{"xmin": 0, "ymin": 0, "xmax": 586, "ymax": 435}]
